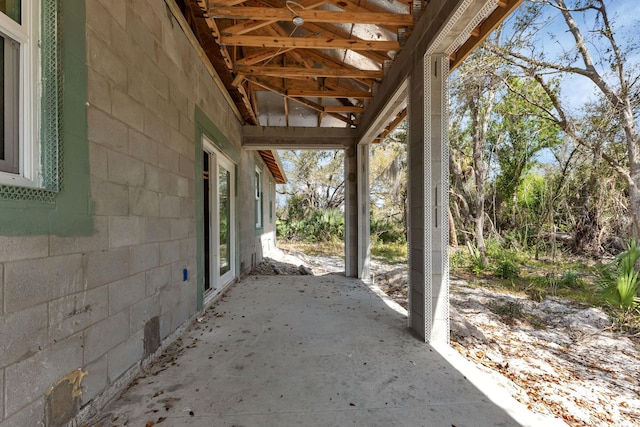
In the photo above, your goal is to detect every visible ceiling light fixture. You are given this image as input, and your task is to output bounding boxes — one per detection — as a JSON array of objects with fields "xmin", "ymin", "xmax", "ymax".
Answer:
[{"xmin": 286, "ymin": 1, "xmax": 306, "ymax": 26}]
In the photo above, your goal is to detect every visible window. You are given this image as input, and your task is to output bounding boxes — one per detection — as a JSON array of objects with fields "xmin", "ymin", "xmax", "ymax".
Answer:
[
  {"xmin": 0, "ymin": 0, "xmax": 40, "ymax": 186},
  {"xmin": 255, "ymin": 167, "xmax": 263, "ymax": 229}
]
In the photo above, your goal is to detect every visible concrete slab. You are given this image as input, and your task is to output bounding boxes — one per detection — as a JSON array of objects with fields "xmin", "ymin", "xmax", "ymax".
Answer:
[{"xmin": 91, "ymin": 274, "xmax": 563, "ymax": 427}]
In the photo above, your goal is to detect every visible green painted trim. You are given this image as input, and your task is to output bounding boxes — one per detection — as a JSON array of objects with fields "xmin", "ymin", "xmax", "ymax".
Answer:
[
  {"xmin": 194, "ymin": 106, "xmax": 240, "ymax": 311},
  {"xmin": 0, "ymin": 0, "xmax": 91, "ymax": 236}
]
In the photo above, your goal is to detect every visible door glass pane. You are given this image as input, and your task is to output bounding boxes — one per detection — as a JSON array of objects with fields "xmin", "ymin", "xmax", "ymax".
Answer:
[
  {"xmin": 0, "ymin": 0, "xmax": 21, "ymax": 24},
  {"xmin": 219, "ymin": 166, "xmax": 231, "ymax": 276}
]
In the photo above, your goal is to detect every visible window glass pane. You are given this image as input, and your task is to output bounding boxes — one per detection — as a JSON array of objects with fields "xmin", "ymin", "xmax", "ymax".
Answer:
[
  {"xmin": 0, "ymin": 33, "xmax": 19, "ymax": 173},
  {"xmin": 219, "ymin": 167, "xmax": 231, "ymax": 276},
  {"xmin": 0, "ymin": 0, "xmax": 21, "ymax": 24},
  {"xmin": 0, "ymin": 36, "xmax": 4, "ymax": 161}
]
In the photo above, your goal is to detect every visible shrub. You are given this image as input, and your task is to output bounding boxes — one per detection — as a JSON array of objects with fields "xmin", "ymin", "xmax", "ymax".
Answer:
[{"xmin": 494, "ymin": 258, "xmax": 520, "ymax": 279}]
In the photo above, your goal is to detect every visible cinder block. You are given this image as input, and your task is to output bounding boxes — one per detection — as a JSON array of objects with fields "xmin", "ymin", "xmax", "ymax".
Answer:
[
  {"xmin": 158, "ymin": 146, "xmax": 180, "ymax": 174},
  {"xmin": 154, "ymin": 95, "xmax": 180, "ymax": 132},
  {"xmin": 48, "ymin": 286, "xmax": 109, "ymax": 343},
  {"xmin": 180, "ymin": 197, "xmax": 195, "ymax": 218},
  {"xmin": 107, "ymin": 329, "xmax": 143, "ymax": 383},
  {"xmin": 141, "ymin": 53, "xmax": 168, "ymax": 97},
  {"xmin": 158, "ymin": 194, "xmax": 180, "ymax": 218},
  {"xmin": 108, "ymin": 272, "xmax": 146, "ymax": 315},
  {"xmin": 88, "ymin": 35, "xmax": 127, "ymax": 88},
  {"xmin": 128, "ymin": 5, "xmax": 161, "ymax": 52},
  {"xmin": 50, "ymin": 216, "xmax": 109, "ymax": 256},
  {"xmin": 130, "ymin": 294, "xmax": 160, "ymax": 335},
  {"xmin": 169, "ymin": 83, "xmax": 188, "ymax": 114},
  {"xmin": 2, "ymin": 397, "xmax": 43, "ymax": 427},
  {"xmin": 0, "ymin": 368, "xmax": 3, "ymax": 421},
  {"xmin": 179, "ymin": 155, "xmax": 195, "ymax": 178},
  {"xmin": 170, "ymin": 128, "xmax": 191, "ymax": 157},
  {"xmin": 0, "ymin": 235, "xmax": 48, "ymax": 263},
  {"xmin": 129, "ymin": 187, "xmax": 159, "ymax": 217},
  {"xmin": 107, "ymin": 150, "xmax": 145, "ymax": 187},
  {"xmin": 170, "ymin": 218, "xmax": 189, "ymax": 240},
  {"xmin": 89, "ymin": 141, "xmax": 109, "ymax": 180},
  {"xmin": 86, "ymin": 0, "xmax": 111, "ymax": 43},
  {"xmin": 144, "ymin": 164, "xmax": 162, "ymax": 192},
  {"xmin": 97, "ymin": 0, "xmax": 125, "ymax": 28},
  {"xmin": 91, "ymin": 178, "xmax": 129, "ymax": 216},
  {"xmin": 4, "ymin": 255, "xmax": 84, "ymax": 314},
  {"xmin": 171, "ymin": 296, "xmax": 195, "ymax": 332},
  {"xmin": 0, "ymin": 304, "xmax": 48, "ymax": 367},
  {"xmin": 144, "ymin": 110, "xmax": 170, "ymax": 147},
  {"xmin": 145, "ymin": 265, "xmax": 171, "ymax": 296},
  {"xmin": 159, "ymin": 312, "xmax": 171, "ymax": 340},
  {"xmin": 129, "ymin": 128, "xmax": 158, "ymax": 165},
  {"xmin": 88, "ymin": 68, "xmax": 111, "ymax": 115},
  {"xmin": 159, "ymin": 240, "xmax": 180, "ymax": 266},
  {"xmin": 112, "ymin": 88, "xmax": 144, "ymax": 132},
  {"xmin": 109, "ymin": 216, "xmax": 145, "ymax": 248},
  {"xmin": 5, "ymin": 333, "xmax": 83, "ymax": 417},
  {"xmin": 130, "ymin": 243, "xmax": 160, "ymax": 274},
  {"xmin": 180, "ymin": 237, "xmax": 196, "ymax": 260},
  {"xmin": 88, "ymin": 107, "xmax": 128, "ymax": 154},
  {"xmin": 80, "ymin": 353, "xmax": 107, "ymax": 403},
  {"xmin": 145, "ymin": 217, "xmax": 171, "ymax": 243},
  {"xmin": 107, "ymin": 11, "xmax": 136, "ymax": 65},
  {"xmin": 176, "ymin": 176, "xmax": 189, "ymax": 197},
  {"xmin": 159, "ymin": 277, "xmax": 182, "ymax": 314},
  {"xmin": 85, "ymin": 247, "xmax": 130, "ymax": 288},
  {"xmin": 83, "ymin": 310, "xmax": 130, "ymax": 364}
]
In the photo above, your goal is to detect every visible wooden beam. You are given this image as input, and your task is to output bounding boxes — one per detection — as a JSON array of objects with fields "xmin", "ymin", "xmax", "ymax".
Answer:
[
  {"xmin": 208, "ymin": 0, "xmax": 248, "ymax": 6},
  {"xmin": 242, "ymin": 126, "xmax": 357, "ymax": 150},
  {"xmin": 287, "ymin": 89, "xmax": 372, "ymax": 98},
  {"xmin": 246, "ymin": 77, "xmax": 354, "ymax": 124},
  {"xmin": 324, "ymin": 105, "xmax": 364, "ymax": 113},
  {"xmin": 221, "ymin": 0, "xmax": 328, "ymax": 35},
  {"xmin": 234, "ymin": 65, "xmax": 384, "ymax": 79},
  {"xmin": 235, "ymin": 47, "xmax": 296, "ymax": 65},
  {"xmin": 221, "ymin": 35, "xmax": 399, "ymax": 51},
  {"xmin": 300, "ymin": 23, "xmax": 390, "ymax": 63},
  {"xmin": 209, "ymin": 7, "xmax": 413, "ymax": 26},
  {"xmin": 450, "ymin": 0, "xmax": 524, "ymax": 70}
]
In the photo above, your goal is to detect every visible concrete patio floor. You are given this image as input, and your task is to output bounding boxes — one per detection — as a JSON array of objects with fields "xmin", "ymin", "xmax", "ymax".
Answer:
[{"xmin": 91, "ymin": 273, "xmax": 566, "ymax": 427}]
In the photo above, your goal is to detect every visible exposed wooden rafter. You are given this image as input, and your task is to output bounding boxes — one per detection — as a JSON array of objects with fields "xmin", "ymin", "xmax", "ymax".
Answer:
[
  {"xmin": 209, "ymin": 6, "xmax": 413, "ymax": 26},
  {"xmin": 220, "ymin": 35, "xmax": 400, "ymax": 51},
  {"xmin": 234, "ymin": 65, "xmax": 384, "ymax": 79}
]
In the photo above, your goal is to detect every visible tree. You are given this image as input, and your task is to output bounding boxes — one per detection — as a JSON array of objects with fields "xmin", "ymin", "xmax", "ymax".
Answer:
[
  {"xmin": 450, "ymin": 39, "xmax": 505, "ymax": 265},
  {"xmin": 277, "ymin": 150, "xmax": 345, "ymax": 221},
  {"xmin": 492, "ymin": 0, "xmax": 640, "ymax": 240}
]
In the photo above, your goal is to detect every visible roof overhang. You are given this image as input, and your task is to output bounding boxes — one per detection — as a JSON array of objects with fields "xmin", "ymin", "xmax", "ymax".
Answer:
[{"xmin": 175, "ymin": 0, "xmax": 522, "ymax": 143}]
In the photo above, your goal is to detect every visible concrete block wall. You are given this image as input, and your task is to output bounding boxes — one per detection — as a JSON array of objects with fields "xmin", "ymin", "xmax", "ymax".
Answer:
[{"xmin": 0, "ymin": 0, "xmax": 272, "ymax": 425}]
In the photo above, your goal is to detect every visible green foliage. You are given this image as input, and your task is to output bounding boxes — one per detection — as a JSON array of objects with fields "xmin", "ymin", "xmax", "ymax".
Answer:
[
  {"xmin": 557, "ymin": 270, "xmax": 584, "ymax": 289},
  {"xmin": 277, "ymin": 208, "xmax": 344, "ymax": 243},
  {"xmin": 370, "ymin": 216, "xmax": 405, "ymax": 244},
  {"xmin": 598, "ymin": 241, "xmax": 640, "ymax": 310},
  {"xmin": 371, "ymin": 241, "xmax": 407, "ymax": 263},
  {"xmin": 494, "ymin": 258, "xmax": 521, "ymax": 279}
]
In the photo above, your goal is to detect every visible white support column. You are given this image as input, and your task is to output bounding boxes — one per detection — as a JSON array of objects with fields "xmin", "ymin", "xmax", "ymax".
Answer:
[
  {"xmin": 408, "ymin": 53, "xmax": 450, "ymax": 344},
  {"xmin": 357, "ymin": 143, "xmax": 370, "ymax": 281}
]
